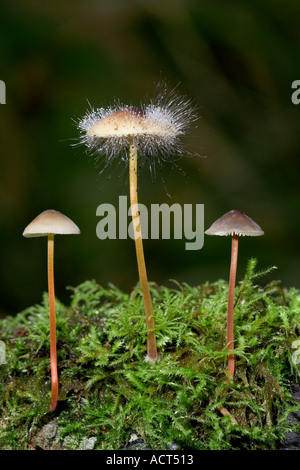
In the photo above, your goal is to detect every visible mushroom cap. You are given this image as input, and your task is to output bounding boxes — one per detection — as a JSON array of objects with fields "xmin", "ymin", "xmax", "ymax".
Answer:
[
  {"xmin": 205, "ymin": 210, "xmax": 264, "ymax": 237},
  {"xmin": 23, "ymin": 209, "xmax": 80, "ymax": 237}
]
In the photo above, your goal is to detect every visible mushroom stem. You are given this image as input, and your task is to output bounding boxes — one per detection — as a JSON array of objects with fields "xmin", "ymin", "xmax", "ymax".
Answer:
[
  {"xmin": 227, "ymin": 233, "xmax": 239, "ymax": 381},
  {"xmin": 129, "ymin": 142, "xmax": 158, "ymax": 363},
  {"xmin": 47, "ymin": 233, "xmax": 58, "ymax": 411}
]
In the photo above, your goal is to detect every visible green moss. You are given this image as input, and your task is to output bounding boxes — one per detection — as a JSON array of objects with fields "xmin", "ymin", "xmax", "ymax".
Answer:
[{"xmin": 0, "ymin": 258, "xmax": 299, "ymax": 450}]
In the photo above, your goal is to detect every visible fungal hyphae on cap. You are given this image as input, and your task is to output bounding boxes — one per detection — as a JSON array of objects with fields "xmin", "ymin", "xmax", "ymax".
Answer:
[
  {"xmin": 205, "ymin": 210, "xmax": 264, "ymax": 381},
  {"xmin": 77, "ymin": 84, "xmax": 197, "ymax": 174},
  {"xmin": 77, "ymin": 85, "xmax": 197, "ymax": 363}
]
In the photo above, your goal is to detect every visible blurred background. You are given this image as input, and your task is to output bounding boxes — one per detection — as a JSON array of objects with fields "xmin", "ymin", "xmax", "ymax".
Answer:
[{"xmin": 1, "ymin": 0, "xmax": 300, "ymax": 317}]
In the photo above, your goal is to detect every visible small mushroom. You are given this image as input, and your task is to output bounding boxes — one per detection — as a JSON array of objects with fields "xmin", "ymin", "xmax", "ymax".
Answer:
[
  {"xmin": 205, "ymin": 210, "xmax": 264, "ymax": 381},
  {"xmin": 23, "ymin": 209, "xmax": 80, "ymax": 411}
]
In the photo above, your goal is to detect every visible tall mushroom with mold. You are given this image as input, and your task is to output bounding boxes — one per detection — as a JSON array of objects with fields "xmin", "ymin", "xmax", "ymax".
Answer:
[
  {"xmin": 23, "ymin": 209, "xmax": 80, "ymax": 411},
  {"xmin": 77, "ymin": 86, "xmax": 196, "ymax": 363},
  {"xmin": 205, "ymin": 210, "xmax": 264, "ymax": 381}
]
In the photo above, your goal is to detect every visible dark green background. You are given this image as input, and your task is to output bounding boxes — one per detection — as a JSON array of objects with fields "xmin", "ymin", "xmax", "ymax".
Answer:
[{"xmin": 1, "ymin": 0, "xmax": 300, "ymax": 316}]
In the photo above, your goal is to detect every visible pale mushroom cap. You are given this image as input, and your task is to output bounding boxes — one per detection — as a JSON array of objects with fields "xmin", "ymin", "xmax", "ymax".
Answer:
[
  {"xmin": 205, "ymin": 210, "xmax": 264, "ymax": 237},
  {"xmin": 23, "ymin": 209, "xmax": 80, "ymax": 237},
  {"xmin": 86, "ymin": 106, "xmax": 177, "ymax": 139}
]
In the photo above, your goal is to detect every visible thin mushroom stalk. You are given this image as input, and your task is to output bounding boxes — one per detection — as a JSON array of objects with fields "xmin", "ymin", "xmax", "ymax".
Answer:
[
  {"xmin": 129, "ymin": 141, "xmax": 158, "ymax": 362},
  {"xmin": 227, "ymin": 233, "xmax": 239, "ymax": 381},
  {"xmin": 47, "ymin": 233, "xmax": 58, "ymax": 412}
]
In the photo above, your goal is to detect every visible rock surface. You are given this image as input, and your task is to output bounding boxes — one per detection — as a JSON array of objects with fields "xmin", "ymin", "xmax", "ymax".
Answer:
[{"xmin": 278, "ymin": 384, "xmax": 300, "ymax": 450}]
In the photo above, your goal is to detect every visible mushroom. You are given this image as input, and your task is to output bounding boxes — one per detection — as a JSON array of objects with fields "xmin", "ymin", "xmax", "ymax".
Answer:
[
  {"xmin": 205, "ymin": 210, "xmax": 264, "ymax": 381},
  {"xmin": 23, "ymin": 209, "xmax": 80, "ymax": 411},
  {"xmin": 77, "ymin": 87, "xmax": 196, "ymax": 363}
]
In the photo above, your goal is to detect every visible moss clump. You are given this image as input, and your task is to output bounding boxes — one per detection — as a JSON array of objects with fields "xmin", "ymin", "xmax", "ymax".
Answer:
[{"xmin": 0, "ymin": 258, "xmax": 299, "ymax": 450}]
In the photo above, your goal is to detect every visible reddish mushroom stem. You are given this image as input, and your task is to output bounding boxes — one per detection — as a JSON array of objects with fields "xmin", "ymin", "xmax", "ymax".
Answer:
[
  {"xmin": 129, "ymin": 142, "xmax": 158, "ymax": 363},
  {"xmin": 227, "ymin": 233, "xmax": 239, "ymax": 381},
  {"xmin": 47, "ymin": 233, "xmax": 58, "ymax": 412}
]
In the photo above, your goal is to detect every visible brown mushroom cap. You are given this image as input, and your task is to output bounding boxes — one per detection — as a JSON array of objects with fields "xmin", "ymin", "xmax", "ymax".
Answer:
[
  {"xmin": 205, "ymin": 210, "xmax": 264, "ymax": 237},
  {"xmin": 23, "ymin": 209, "xmax": 80, "ymax": 238}
]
